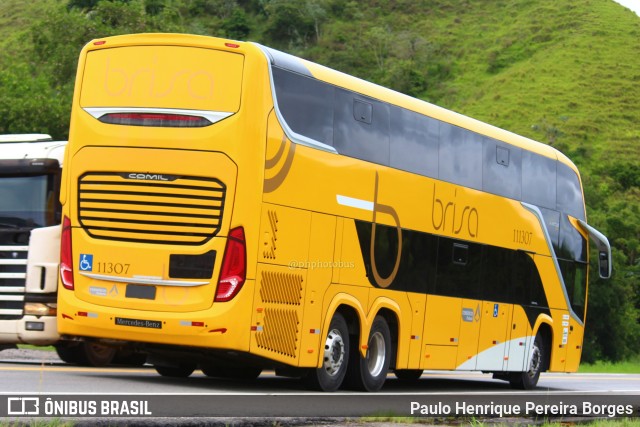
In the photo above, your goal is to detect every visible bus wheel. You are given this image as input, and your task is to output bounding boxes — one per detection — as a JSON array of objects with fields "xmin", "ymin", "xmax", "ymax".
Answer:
[
  {"xmin": 154, "ymin": 363, "xmax": 196, "ymax": 378},
  {"xmin": 54, "ymin": 343, "xmax": 80, "ymax": 364},
  {"xmin": 305, "ymin": 312, "xmax": 349, "ymax": 392},
  {"xmin": 201, "ymin": 365, "xmax": 262, "ymax": 380},
  {"xmin": 113, "ymin": 350, "xmax": 147, "ymax": 366},
  {"xmin": 77, "ymin": 343, "xmax": 117, "ymax": 367},
  {"xmin": 394, "ymin": 369, "xmax": 423, "ymax": 381},
  {"xmin": 510, "ymin": 333, "xmax": 545, "ymax": 390},
  {"xmin": 347, "ymin": 315, "xmax": 391, "ymax": 391}
]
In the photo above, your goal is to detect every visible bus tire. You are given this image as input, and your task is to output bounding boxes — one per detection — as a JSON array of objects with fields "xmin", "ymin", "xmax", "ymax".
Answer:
[
  {"xmin": 346, "ymin": 315, "xmax": 391, "ymax": 392},
  {"xmin": 394, "ymin": 369, "xmax": 423, "ymax": 381},
  {"xmin": 510, "ymin": 333, "xmax": 545, "ymax": 390},
  {"xmin": 201, "ymin": 365, "xmax": 262, "ymax": 380},
  {"xmin": 154, "ymin": 363, "xmax": 196, "ymax": 378},
  {"xmin": 113, "ymin": 350, "xmax": 147, "ymax": 366},
  {"xmin": 77, "ymin": 342, "xmax": 117, "ymax": 367},
  {"xmin": 54, "ymin": 343, "xmax": 80, "ymax": 364},
  {"xmin": 305, "ymin": 312, "xmax": 349, "ymax": 392}
]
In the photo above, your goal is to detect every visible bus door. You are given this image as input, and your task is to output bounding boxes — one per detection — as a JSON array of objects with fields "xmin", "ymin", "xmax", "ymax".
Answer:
[
  {"xmin": 476, "ymin": 245, "xmax": 516, "ymax": 371},
  {"xmin": 422, "ymin": 295, "xmax": 460, "ymax": 370},
  {"xmin": 504, "ymin": 304, "xmax": 532, "ymax": 371},
  {"xmin": 476, "ymin": 301, "xmax": 512, "ymax": 371},
  {"xmin": 423, "ymin": 238, "xmax": 482, "ymax": 370},
  {"xmin": 455, "ymin": 299, "xmax": 481, "ymax": 369}
]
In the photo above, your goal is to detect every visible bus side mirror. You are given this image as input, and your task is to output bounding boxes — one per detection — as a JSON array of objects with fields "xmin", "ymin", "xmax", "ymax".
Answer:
[
  {"xmin": 577, "ymin": 220, "xmax": 612, "ymax": 280},
  {"xmin": 598, "ymin": 251, "xmax": 610, "ymax": 279}
]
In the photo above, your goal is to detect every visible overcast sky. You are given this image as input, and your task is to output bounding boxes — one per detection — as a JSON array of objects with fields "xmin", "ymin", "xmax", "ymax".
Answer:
[{"xmin": 612, "ymin": 0, "xmax": 640, "ymax": 16}]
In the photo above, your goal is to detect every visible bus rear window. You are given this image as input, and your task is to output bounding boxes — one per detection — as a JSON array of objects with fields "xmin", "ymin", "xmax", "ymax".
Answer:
[{"xmin": 80, "ymin": 46, "xmax": 243, "ymax": 113}]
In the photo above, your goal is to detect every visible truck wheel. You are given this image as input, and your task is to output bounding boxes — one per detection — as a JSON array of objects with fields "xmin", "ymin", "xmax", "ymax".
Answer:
[{"xmin": 305, "ymin": 312, "xmax": 349, "ymax": 392}]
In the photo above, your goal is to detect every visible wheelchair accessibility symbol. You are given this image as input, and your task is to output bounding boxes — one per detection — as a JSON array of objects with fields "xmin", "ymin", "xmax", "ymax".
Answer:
[{"xmin": 79, "ymin": 254, "xmax": 93, "ymax": 271}]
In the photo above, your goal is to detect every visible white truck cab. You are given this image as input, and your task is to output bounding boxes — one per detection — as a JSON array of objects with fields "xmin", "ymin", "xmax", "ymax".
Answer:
[
  {"xmin": 0, "ymin": 134, "xmax": 144, "ymax": 366},
  {"xmin": 0, "ymin": 134, "xmax": 65, "ymax": 346}
]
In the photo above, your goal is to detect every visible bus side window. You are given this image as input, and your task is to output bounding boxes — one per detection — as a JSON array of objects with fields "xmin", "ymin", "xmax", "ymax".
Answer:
[
  {"xmin": 452, "ymin": 243, "xmax": 468, "ymax": 265},
  {"xmin": 435, "ymin": 238, "xmax": 482, "ymax": 300},
  {"xmin": 271, "ymin": 66, "xmax": 335, "ymax": 147},
  {"xmin": 353, "ymin": 99, "xmax": 372, "ymax": 124},
  {"xmin": 522, "ymin": 151, "xmax": 557, "ymax": 210},
  {"xmin": 389, "ymin": 106, "xmax": 439, "ymax": 179},
  {"xmin": 558, "ymin": 214, "xmax": 587, "ymax": 262},
  {"xmin": 439, "ymin": 123, "xmax": 483, "ymax": 191},
  {"xmin": 482, "ymin": 138, "xmax": 522, "ymax": 200},
  {"xmin": 512, "ymin": 251, "xmax": 548, "ymax": 307},
  {"xmin": 539, "ymin": 207, "xmax": 561, "ymax": 250},
  {"xmin": 557, "ymin": 163, "xmax": 586, "ymax": 220},
  {"xmin": 484, "ymin": 245, "xmax": 512, "ymax": 303},
  {"xmin": 396, "ymin": 229, "xmax": 435, "ymax": 294},
  {"xmin": 333, "ymin": 88, "xmax": 390, "ymax": 166}
]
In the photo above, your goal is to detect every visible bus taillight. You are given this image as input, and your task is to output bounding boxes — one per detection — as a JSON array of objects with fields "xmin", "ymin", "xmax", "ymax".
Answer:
[
  {"xmin": 60, "ymin": 216, "xmax": 74, "ymax": 290},
  {"xmin": 99, "ymin": 113, "xmax": 211, "ymax": 128},
  {"xmin": 215, "ymin": 227, "xmax": 246, "ymax": 302}
]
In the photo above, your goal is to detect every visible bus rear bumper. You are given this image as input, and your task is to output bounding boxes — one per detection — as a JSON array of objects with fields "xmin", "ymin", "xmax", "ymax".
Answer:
[{"xmin": 57, "ymin": 279, "xmax": 254, "ymax": 352}]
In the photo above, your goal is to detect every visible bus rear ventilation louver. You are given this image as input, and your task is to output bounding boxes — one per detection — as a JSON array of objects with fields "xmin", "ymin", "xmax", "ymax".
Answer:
[
  {"xmin": 255, "ymin": 308, "xmax": 299, "ymax": 358},
  {"xmin": 77, "ymin": 172, "xmax": 226, "ymax": 245}
]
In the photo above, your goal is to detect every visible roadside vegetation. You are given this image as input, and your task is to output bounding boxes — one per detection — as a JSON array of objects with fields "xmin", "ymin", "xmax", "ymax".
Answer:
[
  {"xmin": 1, "ymin": 417, "xmax": 639, "ymax": 427},
  {"xmin": 579, "ymin": 357, "xmax": 640, "ymax": 374},
  {"xmin": 0, "ymin": 0, "xmax": 638, "ymax": 366},
  {"xmin": 356, "ymin": 418, "xmax": 640, "ymax": 426}
]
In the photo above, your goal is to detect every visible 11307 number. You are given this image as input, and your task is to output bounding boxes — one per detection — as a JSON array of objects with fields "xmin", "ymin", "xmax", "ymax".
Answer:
[{"xmin": 94, "ymin": 262, "xmax": 130, "ymax": 275}]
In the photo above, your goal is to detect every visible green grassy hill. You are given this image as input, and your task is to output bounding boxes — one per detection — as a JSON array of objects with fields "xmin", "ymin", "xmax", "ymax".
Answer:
[
  {"xmin": 0, "ymin": 0, "xmax": 637, "ymax": 362},
  {"xmin": 0, "ymin": 0, "xmax": 56, "ymax": 61},
  {"xmin": 2, "ymin": 0, "xmax": 638, "ymax": 170},
  {"xmin": 444, "ymin": 1, "xmax": 640, "ymax": 162}
]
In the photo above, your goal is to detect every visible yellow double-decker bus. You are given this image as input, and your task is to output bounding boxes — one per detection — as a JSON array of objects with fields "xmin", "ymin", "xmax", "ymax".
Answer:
[{"xmin": 57, "ymin": 33, "xmax": 611, "ymax": 391}]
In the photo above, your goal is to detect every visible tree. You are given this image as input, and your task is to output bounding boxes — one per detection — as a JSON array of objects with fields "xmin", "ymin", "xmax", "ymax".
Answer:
[
  {"xmin": 263, "ymin": 0, "xmax": 326, "ymax": 48},
  {"xmin": 0, "ymin": 64, "xmax": 70, "ymax": 138}
]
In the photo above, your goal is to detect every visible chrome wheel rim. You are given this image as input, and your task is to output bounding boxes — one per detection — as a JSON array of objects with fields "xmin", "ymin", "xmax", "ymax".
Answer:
[
  {"xmin": 527, "ymin": 342, "xmax": 541, "ymax": 379},
  {"xmin": 367, "ymin": 331, "xmax": 386, "ymax": 377},
  {"xmin": 322, "ymin": 328, "xmax": 345, "ymax": 377}
]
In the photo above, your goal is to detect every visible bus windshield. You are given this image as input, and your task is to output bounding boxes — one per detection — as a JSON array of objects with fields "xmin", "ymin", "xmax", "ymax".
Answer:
[{"xmin": 0, "ymin": 175, "xmax": 57, "ymax": 228}]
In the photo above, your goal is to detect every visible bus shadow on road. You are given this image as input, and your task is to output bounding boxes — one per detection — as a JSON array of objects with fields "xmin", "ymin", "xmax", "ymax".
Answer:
[{"xmin": 77, "ymin": 369, "xmax": 566, "ymax": 394}]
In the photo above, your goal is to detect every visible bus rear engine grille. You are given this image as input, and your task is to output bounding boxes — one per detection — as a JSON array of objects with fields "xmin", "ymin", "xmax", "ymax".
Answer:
[
  {"xmin": 256, "ymin": 308, "xmax": 299, "ymax": 358},
  {"xmin": 78, "ymin": 173, "xmax": 226, "ymax": 245}
]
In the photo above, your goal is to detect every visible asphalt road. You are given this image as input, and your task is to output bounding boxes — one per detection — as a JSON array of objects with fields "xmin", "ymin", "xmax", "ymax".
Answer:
[{"xmin": 1, "ymin": 348, "xmax": 639, "ymax": 424}]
